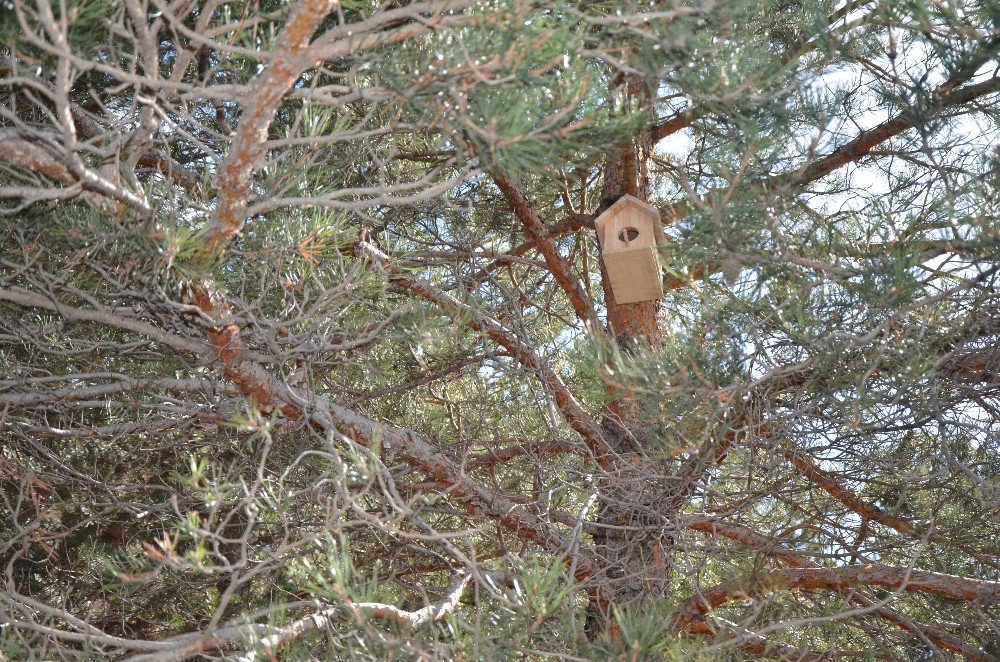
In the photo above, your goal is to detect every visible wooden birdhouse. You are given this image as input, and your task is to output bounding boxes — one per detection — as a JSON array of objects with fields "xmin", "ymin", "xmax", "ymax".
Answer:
[{"xmin": 595, "ymin": 195, "xmax": 664, "ymax": 304}]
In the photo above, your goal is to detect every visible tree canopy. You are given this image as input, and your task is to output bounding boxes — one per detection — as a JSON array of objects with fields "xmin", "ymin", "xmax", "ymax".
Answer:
[{"xmin": 2, "ymin": 0, "xmax": 1000, "ymax": 659}]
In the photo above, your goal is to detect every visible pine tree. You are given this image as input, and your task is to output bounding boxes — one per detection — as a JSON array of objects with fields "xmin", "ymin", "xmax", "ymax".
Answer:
[{"xmin": 2, "ymin": 0, "xmax": 1000, "ymax": 659}]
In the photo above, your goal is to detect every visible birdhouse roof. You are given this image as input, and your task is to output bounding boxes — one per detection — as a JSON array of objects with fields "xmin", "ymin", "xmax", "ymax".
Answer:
[{"xmin": 594, "ymin": 194, "xmax": 661, "ymax": 233}]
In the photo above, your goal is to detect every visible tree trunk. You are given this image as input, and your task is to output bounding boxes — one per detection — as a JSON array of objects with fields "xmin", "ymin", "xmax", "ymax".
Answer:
[{"xmin": 585, "ymin": 78, "xmax": 673, "ymax": 638}]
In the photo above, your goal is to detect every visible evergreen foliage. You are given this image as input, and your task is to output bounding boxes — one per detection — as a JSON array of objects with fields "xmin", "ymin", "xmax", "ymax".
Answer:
[{"xmin": 1, "ymin": 0, "xmax": 999, "ymax": 659}]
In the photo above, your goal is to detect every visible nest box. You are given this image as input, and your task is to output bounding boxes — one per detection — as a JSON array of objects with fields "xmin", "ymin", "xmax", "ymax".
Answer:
[{"xmin": 595, "ymin": 195, "xmax": 664, "ymax": 304}]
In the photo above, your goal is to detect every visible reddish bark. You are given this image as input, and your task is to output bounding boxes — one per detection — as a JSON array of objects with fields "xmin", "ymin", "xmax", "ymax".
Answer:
[
  {"xmin": 673, "ymin": 565, "xmax": 1000, "ymax": 633},
  {"xmin": 204, "ymin": 0, "xmax": 336, "ymax": 253}
]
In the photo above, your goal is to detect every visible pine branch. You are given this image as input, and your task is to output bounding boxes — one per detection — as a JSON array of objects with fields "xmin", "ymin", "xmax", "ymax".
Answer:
[
  {"xmin": 204, "ymin": 0, "xmax": 337, "ymax": 254},
  {"xmin": 358, "ymin": 240, "xmax": 613, "ymax": 458},
  {"xmin": 673, "ymin": 565, "xmax": 1000, "ymax": 633},
  {"xmin": 490, "ymin": 168, "xmax": 599, "ymax": 327}
]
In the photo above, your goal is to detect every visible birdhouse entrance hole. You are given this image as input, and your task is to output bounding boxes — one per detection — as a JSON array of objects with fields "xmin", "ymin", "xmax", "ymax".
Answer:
[
  {"xmin": 594, "ymin": 195, "xmax": 664, "ymax": 304},
  {"xmin": 618, "ymin": 227, "xmax": 640, "ymax": 245}
]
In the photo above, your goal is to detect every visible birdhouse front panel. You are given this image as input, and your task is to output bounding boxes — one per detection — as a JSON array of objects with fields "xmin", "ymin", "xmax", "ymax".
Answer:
[
  {"xmin": 595, "ymin": 195, "xmax": 663, "ymax": 304},
  {"xmin": 603, "ymin": 247, "xmax": 663, "ymax": 303}
]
